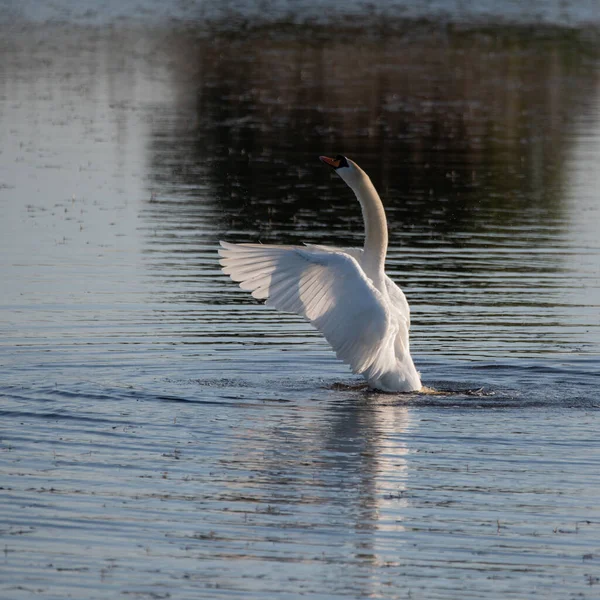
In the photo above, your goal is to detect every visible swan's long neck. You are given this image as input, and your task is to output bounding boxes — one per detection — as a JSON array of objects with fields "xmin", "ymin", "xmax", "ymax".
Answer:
[{"xmin": 354, "ymin": 176, "xmax": 388, "ymax": 281}]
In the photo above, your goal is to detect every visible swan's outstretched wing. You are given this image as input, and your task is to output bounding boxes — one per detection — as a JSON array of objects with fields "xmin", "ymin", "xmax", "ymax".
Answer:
[
  {"xmin": 219, "ymin": 241, "xmax": 392, "ymax": 375},
  {"xmin": 311, "ymin": 243, "xmax": 411, "ymax": 349}
]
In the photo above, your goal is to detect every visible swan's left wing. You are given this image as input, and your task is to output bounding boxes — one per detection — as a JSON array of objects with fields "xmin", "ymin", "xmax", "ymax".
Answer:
[
  {"xmin": 219, "ymin": 241, "xmax": 392, "ymax": 375},
  {"xmin": 311, "ymin": 243, "xmax": 412, "ymax": 355},
  {"xmin": 310, "ymin": 243, "xmax": 411, "ymax": 328}
]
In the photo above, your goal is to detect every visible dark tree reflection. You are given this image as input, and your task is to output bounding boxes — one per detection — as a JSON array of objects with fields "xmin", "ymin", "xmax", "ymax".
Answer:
[{"xmin": 146, "ymin": 22, "xmax": 599, "ymax": 253}]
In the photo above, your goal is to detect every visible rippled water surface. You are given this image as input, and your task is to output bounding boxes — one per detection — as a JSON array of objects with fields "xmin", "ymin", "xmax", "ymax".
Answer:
[{"xmin": 1, "ymin": 3, "xmax": 600, "ymax": 599}]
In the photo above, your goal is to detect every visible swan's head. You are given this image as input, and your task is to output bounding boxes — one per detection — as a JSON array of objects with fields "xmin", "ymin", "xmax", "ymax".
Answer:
[{"xmin": 319, "ymin": 155, "xmax": 366, "ymax": 189}]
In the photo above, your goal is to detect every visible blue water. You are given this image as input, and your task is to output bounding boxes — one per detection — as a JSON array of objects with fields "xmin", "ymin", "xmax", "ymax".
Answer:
[{"xmin": 1, "ymin": 4, "xmax": 599, "ymax": 599}]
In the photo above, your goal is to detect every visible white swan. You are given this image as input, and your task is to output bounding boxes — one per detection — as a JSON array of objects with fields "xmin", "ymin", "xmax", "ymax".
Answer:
[{"xmin": 218, "ymin": 155, "xmax": 422, "ymax": 393}]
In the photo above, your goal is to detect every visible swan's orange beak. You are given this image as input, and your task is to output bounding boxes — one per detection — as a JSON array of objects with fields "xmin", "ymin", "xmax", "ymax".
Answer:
[{"xmin": 319, "ymin": 156, "xmax": 341, "ymax": 169}]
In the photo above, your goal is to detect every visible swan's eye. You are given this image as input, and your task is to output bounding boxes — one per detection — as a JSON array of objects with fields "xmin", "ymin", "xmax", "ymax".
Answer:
[{"xmin": 334, "ymin": 155, "xmax": 349, "ymax": 169}]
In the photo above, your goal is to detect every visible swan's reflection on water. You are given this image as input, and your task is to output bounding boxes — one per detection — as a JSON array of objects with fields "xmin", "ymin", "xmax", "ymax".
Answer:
[{"xmin": 214, "ymin": 391, "xmax": 412, "ymax": 595}]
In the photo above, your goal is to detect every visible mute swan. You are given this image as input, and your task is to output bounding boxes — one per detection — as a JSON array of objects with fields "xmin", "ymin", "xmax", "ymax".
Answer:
[{"xmin": 219, "ymin": 155, "xmax": 422, "ymax": 393}]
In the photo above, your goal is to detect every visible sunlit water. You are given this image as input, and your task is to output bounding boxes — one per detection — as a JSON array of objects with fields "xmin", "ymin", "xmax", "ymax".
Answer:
[{"xmin": 1, "ymin": 4, "xmax": 600, "ymax": 599}]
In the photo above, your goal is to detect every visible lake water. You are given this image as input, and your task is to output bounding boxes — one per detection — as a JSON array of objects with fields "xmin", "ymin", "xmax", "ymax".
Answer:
[{"xmin": 1, "ymin": 3, "xmax": 599, "ymax": 599}]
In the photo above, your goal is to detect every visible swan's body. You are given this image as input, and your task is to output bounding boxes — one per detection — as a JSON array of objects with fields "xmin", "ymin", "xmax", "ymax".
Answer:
[{"xmin": 218, "ymin": 155, "xmax": 421, "ymax": 392}]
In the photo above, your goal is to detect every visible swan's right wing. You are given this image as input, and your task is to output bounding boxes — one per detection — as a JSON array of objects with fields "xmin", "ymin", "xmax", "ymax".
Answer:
[
  {"xmin": 219, "ymin": 241, "xmax": 392, "ymax": 375},
  {"xmin": 385, "ymin": 276, "xmax": 411, "ymax": 354}
]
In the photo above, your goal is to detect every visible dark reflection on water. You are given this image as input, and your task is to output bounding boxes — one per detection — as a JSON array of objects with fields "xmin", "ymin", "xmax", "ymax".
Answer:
[{"xmin": 150, "ymin": 25, "xmax": 596, "ymax": 228}]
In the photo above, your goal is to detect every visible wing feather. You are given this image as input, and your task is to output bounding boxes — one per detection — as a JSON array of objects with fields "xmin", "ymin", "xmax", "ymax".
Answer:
[
  {"xmin": 311, "ymin": 243, "xmax": 411, "ymax": 354},
  {"xmin": 219, "ymin": 241, "xmax": 391, "ymax": 375}
]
